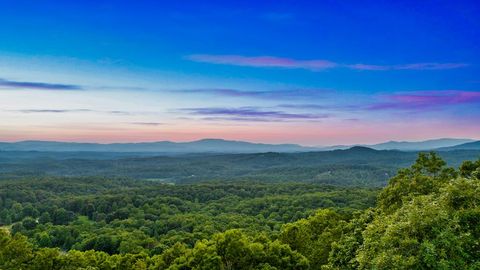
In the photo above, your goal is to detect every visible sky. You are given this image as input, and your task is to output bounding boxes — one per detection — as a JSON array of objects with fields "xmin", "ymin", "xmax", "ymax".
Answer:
[{"xmin": 0, "ymin": 0, "xmax": 479, "ymax": 146}]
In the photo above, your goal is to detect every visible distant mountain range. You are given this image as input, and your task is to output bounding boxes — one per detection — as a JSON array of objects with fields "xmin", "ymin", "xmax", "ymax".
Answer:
[
  {"xmin": 437, "ymin": 141, "xmax": 480, "ymax": 151},
  {"xmin": 0, "ymin": 138, "xmax": 478, "ymax": 153},
  {"xmin": 319, "ymin": 138, "xmax": 476, "ymax": 151},
  {"xmin": 0, "ymin": 139, "xmax": 317, "ymax": 153}
]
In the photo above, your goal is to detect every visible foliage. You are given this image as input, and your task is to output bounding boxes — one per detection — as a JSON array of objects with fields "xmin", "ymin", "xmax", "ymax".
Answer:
[
  {"xmin": 326, "ymin": 154, "xmax": 480, "ymax": 270},
  {"xmin": 1, "ymin": 148, "xmax": 479, "ymax": 186},
  {"xmin": 0, "ymin": 180, "xmax": 376, "ymax": 257},
  {"xmin": 1, "ymin": 153, "xmax": 479, "ymax": 269}
]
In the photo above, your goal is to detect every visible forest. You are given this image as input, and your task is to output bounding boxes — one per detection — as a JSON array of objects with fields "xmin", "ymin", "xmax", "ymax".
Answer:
[
  {"xmin": 1, "ymin": 147, "xmax": 479, "ymax": 187},
  {"xmin": 1, "ymin": 152, "xmax": 480, "ymax": 269}
]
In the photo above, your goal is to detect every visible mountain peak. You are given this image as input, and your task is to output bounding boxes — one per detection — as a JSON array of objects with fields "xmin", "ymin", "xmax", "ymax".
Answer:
[{"xmin": 347, "ymin": 146, "xmax": 376, "ymax": 152}]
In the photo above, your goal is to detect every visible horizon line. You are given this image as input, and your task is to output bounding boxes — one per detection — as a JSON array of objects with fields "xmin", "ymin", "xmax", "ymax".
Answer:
[{"xmin": 0, "ymin": 137, "xmax": 477, "ymax": 148}]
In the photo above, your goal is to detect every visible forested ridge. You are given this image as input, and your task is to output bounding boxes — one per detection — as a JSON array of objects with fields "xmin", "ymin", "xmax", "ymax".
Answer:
[
  {"xmin": 1, "ymin": 148, "xmax": 479, "ymax": 187},
  {"xmin": 1, "ymin": 152, "xmax": 480, "ymax": 269}
]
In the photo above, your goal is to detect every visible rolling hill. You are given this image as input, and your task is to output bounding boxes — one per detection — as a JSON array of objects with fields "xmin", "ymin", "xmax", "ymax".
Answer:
[
  {"xmin": 319, "ymin": 138, "xmax": 475, "ymax": 151},
  {"xmin": 437, "ymin": 141, "xmax": 480, "ymax": 151},
  {"xmin": 1, "ymin": 146, "xmax": 478, "ymax": 186}
]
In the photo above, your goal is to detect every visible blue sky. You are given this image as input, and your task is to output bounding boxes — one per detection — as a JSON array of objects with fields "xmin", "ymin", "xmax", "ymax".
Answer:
[{"xmin": 0, "ymin": 0, "xmax": 479, "ymax": 145}]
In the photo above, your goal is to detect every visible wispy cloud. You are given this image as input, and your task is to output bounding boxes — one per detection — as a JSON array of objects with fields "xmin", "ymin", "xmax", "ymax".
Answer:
[
  {"xmin": 368, "ymin": 90, "xmax": 480, "ymax": 111},
  {"xmin": 175, "ymin": 88, "xmax": 329, "ymax": 100},
  {"xmin": 0, "ymin": 78, "xmax": 82, "ymax": 90},
  {"xmin": 180, "ymin": 106, "xmax": 329, "ymax": 122},
  {"xmin": 277, "ymin": 104, "xmax": 327, "ymax": 110},
  {"xmin": 130, "ymin": 122, "xmax": 165, "ymax": 126},
  {"xmin": 17, "ymin": 109, "xmax": 92, "ymax": 113},
  {"xmin": 186, "ymin": 54, "xmax": 468, "ymax": 71},
  {"xmin": 344, "ymin": 118, "xmax": 360, "ymax": 122},
  {"xmin": 201, "ymin": 117, "xmax": 287, "ymax": 122},
  {"xmin": 11, "ymin": 109, "xmax": 133, "ymax": 115},
  {"xmin": 95, "ymin": 86, "xmax": 148, "ymax": 91},
  {"xmin": 393, "ymin": 63, "xmax": 469, "ymax": 70},
  {"xmin": 186, "ymin": 55, "xmax": 338, "ymax": 71},
  {"xmin": 344, "ymin": 64, "xmax": 390, "ymax": 71},
  {"xmin": 107, "ymin": 110, "xmax": 132, "ymax": 115},
  {"xmin": 276, "ymin": 103, "xmax": 364, "ymax": 112}
]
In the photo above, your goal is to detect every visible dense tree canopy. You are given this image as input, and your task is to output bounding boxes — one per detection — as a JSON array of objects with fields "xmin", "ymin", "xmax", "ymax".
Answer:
[
  {"xmin": 326, "ymin": 153, "xmax": 480, "ymax": 270},
  {"xmin": 2, "ymin": 148, "xmax": 479, "ymax": 187},
  {"xmin": 0, "ymin": 152, "xmax": 479, "ymax": 269}
]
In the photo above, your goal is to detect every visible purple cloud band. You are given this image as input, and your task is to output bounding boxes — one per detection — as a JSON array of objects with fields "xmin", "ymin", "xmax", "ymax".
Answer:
[
  {"xmin": 130, "ymin": 122, "xmax": 165, "ymax": 126},
  {"xmin": 186, "ymin": 54, "xmax": 468, "ymax": 71},
  {"xmin": 17, "ymin": 109, "xmax": 92, "ymax": 113},
  {"xmin": 176, "ymin": 88, "xmax": 329, "ymax": 100},
  {"xmin": 180, "ymin": 107, "xmax": 329, "ymax": 122},
  {"xmin": 11, "ymin": 109, "xmax": 133, "ymax": 115},
  {"xmin": 369, "ymin": 90, "xmax": 480, "ymax": 111},
  {"xmin": 0, "ymin": 78, "xmax": 82, "ymax": 90}
]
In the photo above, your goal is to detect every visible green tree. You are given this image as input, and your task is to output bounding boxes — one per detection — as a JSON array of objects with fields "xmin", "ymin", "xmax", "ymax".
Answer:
[
  {"xmin": 377, "ymin": 152, "xmax": 455, "ymax": 213},
  {"xmin": 22, "ymin": 217, "xmax": 37, "ymax": 230},
  {"xmin": 327, "ymin": 154, "xmax": 480, "ymax": 269},
  {"xmin": 0, "ymin": 230, "xmax": 34, "ymax": 269},
  {"xmin": 459, "ymin": 159, "xmax": 480, "ymax": 180},
  {"xmin": 38, "ymin": 212, "xmax": 52, "ymax": 224},
  {"xmin": 280, "ymin": 209, "xmax": 345, "ymax": 268}
]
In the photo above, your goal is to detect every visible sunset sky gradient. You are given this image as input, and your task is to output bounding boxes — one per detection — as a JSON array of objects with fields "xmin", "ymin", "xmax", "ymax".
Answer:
[{"xmin": 0, "ymin": 0, "xmax": 479, "ymax": 145}]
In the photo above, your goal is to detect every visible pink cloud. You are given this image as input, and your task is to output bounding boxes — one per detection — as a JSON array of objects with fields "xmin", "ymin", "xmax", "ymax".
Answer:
[
  {"xmin": 369, "ymin": 90, "xmax": 480, "ymax": 110},
  {"xmin": 346, "ymin": 64, "xmax": 389, "ymax": 70},
  {"xmin": 186, "ymin": 54, "xmax": 468, "ymax": 71},
  {"xmin": 186, "ymin": 54, "xmax": 338, "ymax": 70}
]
